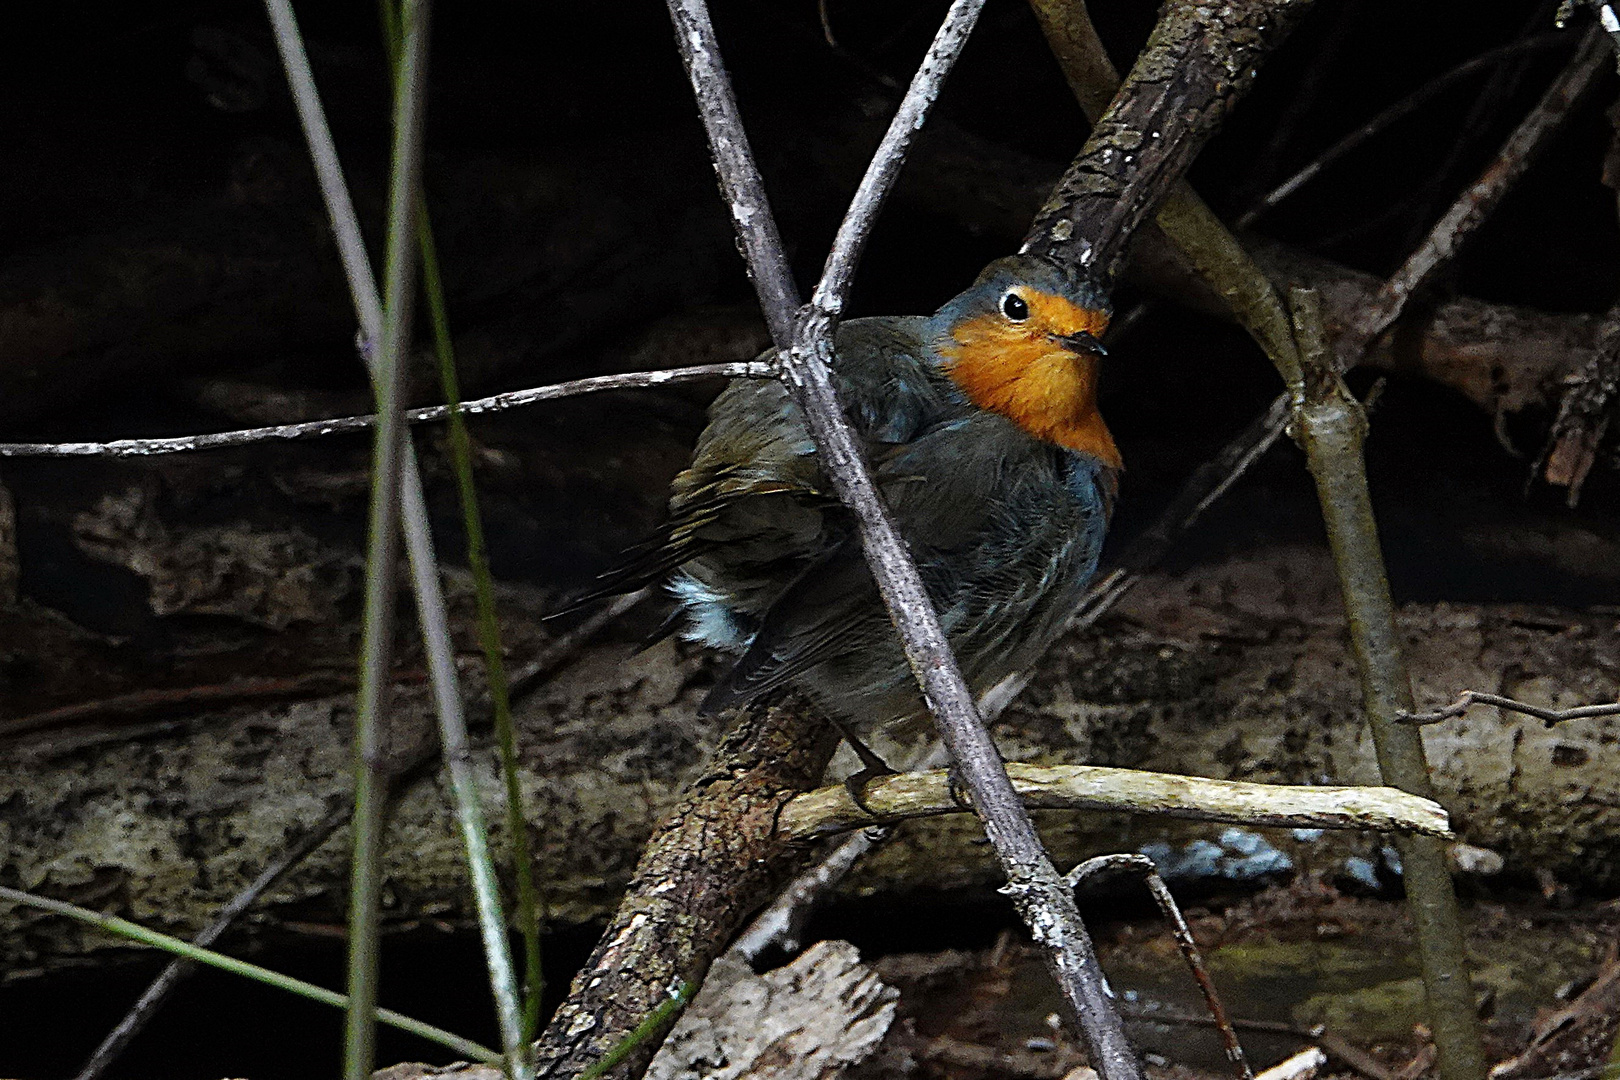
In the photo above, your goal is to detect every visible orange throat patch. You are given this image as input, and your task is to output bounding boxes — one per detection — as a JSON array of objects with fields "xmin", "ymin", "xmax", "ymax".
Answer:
[{"xmin": 941, "ymin": 314, "xmax": 1121, "ymax": 470}]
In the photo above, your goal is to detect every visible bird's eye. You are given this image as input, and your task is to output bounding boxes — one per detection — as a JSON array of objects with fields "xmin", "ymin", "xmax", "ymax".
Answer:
[{"xmin": 1001, "ymin": 292, "xmax": 1030, "ymax": 321}]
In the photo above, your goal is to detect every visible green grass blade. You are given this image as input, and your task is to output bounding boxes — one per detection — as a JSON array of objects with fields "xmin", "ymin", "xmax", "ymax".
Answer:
[
  {"xmin": 576, "ymin": 982, "xmax": 694, "ymax": 1080},
  {"xmin": 416, "ymin": 212, "xmax": 546, "ymax": 1042},
  {"xmin": 0, "ymin": 886, "xmax": 499, "ymax": 1065}
]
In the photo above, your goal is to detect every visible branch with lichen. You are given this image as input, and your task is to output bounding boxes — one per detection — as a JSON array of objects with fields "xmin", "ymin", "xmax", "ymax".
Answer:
[{"xmin": 777, "ymin": 764, "xmax": 1451, "ymax": 840}]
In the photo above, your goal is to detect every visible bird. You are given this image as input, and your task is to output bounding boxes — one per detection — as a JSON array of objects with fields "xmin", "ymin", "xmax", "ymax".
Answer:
[{"xmin": 577, "ymin": 253, "xmax": 1118, "ymax": 763}]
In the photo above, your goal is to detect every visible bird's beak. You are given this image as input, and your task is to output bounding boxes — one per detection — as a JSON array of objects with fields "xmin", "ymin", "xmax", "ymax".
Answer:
[{"xmin": 1054, "ymin": 330, "xmax": 1108, "ymax": 357}]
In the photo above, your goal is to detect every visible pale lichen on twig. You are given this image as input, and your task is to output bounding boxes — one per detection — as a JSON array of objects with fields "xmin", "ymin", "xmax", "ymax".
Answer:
[
  {"xmin": 777, "ymin": 764, "xmax": 1452, "ymax": 840},
  {"xmin": 0, "ymin": 362, "xmax": 774, "ymax": 459}
]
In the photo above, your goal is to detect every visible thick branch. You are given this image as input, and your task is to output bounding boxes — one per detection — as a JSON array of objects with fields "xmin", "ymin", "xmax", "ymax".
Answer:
[
  {"xmin": 530, "ymin": 700, "xmax": 837, "ymax": 1079},
  {"xmin": 1024, "ymin": 0, "xmax": 1312, "ymax": 278}
]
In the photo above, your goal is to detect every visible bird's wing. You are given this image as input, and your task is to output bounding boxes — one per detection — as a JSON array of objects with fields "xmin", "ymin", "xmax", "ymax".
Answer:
[
  {"xmin": 697, "ymin": 545, "xmax": 886, "ymax": 715},
  {"xmin": 565, "ymin": 317, "xmax": 967, "ymax": 618},
  {"xmin": 699, "ymin": 414, "xmax": 1036, "ymax": 713}
]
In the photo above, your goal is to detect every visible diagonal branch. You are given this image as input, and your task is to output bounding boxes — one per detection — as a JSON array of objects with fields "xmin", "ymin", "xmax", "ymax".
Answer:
[
  {"xmin": 1024, "ymin": 0, "xmax": 1311, "ymax": 280},
  {"xmin": 1340, "ymin": 25, "xmax": 1609, "ymax": 360},
  {"xmin": 663, "ymin": 0, "xmax": 1146, "ymax": 1074}
]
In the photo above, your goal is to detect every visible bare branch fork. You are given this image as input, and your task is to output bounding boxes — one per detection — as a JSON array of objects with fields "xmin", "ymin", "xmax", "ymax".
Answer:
[{"xmin": 663, "ymin": 0, "xmax": 1143, "ymax": 1071}]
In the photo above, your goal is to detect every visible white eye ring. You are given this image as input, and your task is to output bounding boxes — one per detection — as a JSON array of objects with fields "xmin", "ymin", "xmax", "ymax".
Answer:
[{"xmin": 1001, "ymin": 291, "xmax": 1030, "ymax": 321}]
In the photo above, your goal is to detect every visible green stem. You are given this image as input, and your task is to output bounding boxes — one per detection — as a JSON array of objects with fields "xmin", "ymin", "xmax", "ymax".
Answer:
[
  {"xmin": 267, "ymin": 0, "xmax": 529, "ymax": 1072},
  {"xmin": 346, "ymin": 0, "xmax": 432, "ymax": 1075},
  {"xmin": 375, "ymin": 0, "xmax": 534, "ymax": 1068},
  {"xmin": 417, "ymin": 216, "xmax": 546, "ymax": 1041},
  {"xmin": 1286, "ymin": 289, "xmax": 1486, "ymax": 1080},
  {"xmin": 576, "ymin": 982, "xmax": 693, "ymax": 1080},
  {"xmin": 0, "ymin": 886, "xmax": 499, "ymax": 1066}
]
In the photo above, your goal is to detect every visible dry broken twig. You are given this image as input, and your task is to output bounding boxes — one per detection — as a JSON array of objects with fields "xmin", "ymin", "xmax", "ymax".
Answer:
[
  {"xmin": 1068, "ymin": 853, "xmax": 1251, "ymax": 1080},
  {"xmin": 1399, "ymin": 689, "xmax": 1620, "ymax": 726}
]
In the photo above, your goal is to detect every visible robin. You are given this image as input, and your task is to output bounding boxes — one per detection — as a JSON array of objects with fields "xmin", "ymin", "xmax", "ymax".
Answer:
[{"xmin": 581, "ymin": 253, "xmax": 1117, "ymax": 773}]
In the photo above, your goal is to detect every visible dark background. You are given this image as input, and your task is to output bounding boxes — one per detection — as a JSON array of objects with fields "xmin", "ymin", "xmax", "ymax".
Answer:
[{"xmin": 2, "ymin": 1, "xmax": 1617, "ymax": 1076}]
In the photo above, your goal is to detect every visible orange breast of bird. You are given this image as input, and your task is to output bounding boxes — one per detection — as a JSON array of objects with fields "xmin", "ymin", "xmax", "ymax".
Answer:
[{"xmin": 938, "ymin": 294, "xmax": 1120, "ymax": 469}]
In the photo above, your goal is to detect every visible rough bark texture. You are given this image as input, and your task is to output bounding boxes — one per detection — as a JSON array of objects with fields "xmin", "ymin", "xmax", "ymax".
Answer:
[
  {"xmin": 6, "ymin": 544, "xmax": 1619, "ymax": 979},
  {"xmin": 529, "ymin": 696, "xmax": 837, "ymax": 1079},
  {"xmin": 644, "ymin": 941, "xmax": 897, "ymax": 1080},
  {"xmin": 1025, "ymin": 0, "xmax": 1312, "ymax": 277}
]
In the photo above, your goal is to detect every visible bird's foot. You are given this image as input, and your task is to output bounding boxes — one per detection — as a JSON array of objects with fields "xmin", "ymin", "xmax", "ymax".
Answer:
[{"xmin": 829, "ymin": 717, "xmax": 897, "ymax": 818}]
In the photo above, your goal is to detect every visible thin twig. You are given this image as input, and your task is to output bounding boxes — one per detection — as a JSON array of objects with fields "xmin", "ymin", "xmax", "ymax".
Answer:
[
  {"xmin": 809, "ymin": 1, "xmax": 982, "ymax": 315},
  {"xmin": 1119, "ymin": 1003, "xmax": 1310, "ymax": 1039},
  {"xmin": 1399, "ymin": 689, "xmax": 1620, "ymax": 726},
  {"xmin": 1341, "ymin": 26, "xmax": 1609, "ymax": 359},
  {"xmin": 508, "ymin": 589, "xmax": 651, "ymax": 700},
  {"xmin": 665, "ymin": 0, "xmax": 1143, "ymax": 1073},
  {"xmin": 1394, "ymin": 4, "xmax": 1563, "ymax": 257},
  {"xmin": 71, "ymin": 805, "xmax": 353, "ymax": 1080},
  {"xmin": 1119, "ymin": 1007, "xmax": 1375, "ymax": 1080},
  {"xmin": 1235, "ymin": 35, "xmax": 1568, "ymax": 229},
  {"xmin": 0, "ymin": 362, "xmax": 772, "ymax": 459},
  {"xmin": 0, "ymin": 885, "xmax": 499, "ymax": 1066},
  {"xmin": 1068, "ymin": 854, "xmax": 1251, "ymax": 1080},
  {"xmin": 777, "ymin": 764, "xmax": 1451, "ymax": 840},
  {"xmin": 0, "ymin": 672, "xmax": 356, "ymax": 740},
  {"xmin": 406, "ymin": 86, "xmax": 542, "ymax": 1041},
  {"xmin": 1235, "ymin": 0, "xmax": 1362, "ymax": 202},
  {"xmin": 1070, "ymin": 397, "xmax": 1291, "ymax": 631}
]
